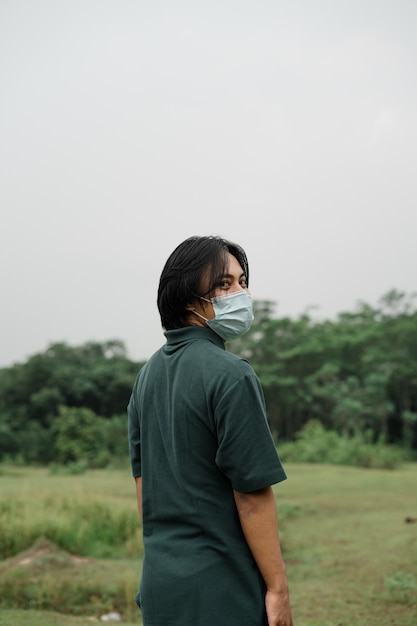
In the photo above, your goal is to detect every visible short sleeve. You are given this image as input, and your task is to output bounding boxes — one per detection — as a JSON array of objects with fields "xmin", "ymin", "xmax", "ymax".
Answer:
[
  {"xmin": 214, "ymin": 371, "xmax": 286, "ymax": 492},
  {"xmin": 128, "ymin": 391, "xmax": 142, "ymax": 478}
]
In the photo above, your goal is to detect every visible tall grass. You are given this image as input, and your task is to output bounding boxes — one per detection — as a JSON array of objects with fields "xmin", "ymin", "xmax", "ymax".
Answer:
[{"xmin": 0, "ymin": 466, "xmax": 142, "ymax": 560}]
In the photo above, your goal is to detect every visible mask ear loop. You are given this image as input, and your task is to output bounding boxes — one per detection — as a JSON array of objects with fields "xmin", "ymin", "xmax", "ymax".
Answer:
[
  {"xmin": 188, "ymin": 293, "xmax": 212, "ymax": 323},
  {"xmin": 191, "ymin": 309, "xmax": 209, "ymax": 323},
  {"xmin": 190, "ymin": 290, "xmax": 212, "ymax": 304}
]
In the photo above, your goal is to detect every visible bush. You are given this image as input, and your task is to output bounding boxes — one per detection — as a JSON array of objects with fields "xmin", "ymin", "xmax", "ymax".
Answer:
[
  {"xmin": 52, "ymin": 406, "xmax": 106, "ymax": 466},
  {"xmin": 279, "ymin": 420, "xmax": 408, "ymax": 469},
  {"xmin": 0, "ymin": 423, "xmax": 19, "ymax": 459}
]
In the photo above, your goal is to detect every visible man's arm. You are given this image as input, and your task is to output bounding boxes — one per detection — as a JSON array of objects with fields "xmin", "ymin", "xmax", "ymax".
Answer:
[
  {"xmin": 135, "ymin": 476, "xmax": 142, "ymax": 522},
  {"xmin": 233, "ymin": 486, "xmax": 293, "ymax": 626}
]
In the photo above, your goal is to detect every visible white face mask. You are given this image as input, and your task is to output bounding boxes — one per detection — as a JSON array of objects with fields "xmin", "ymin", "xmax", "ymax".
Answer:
[{"xmin": 193, "ymin": 290, "xmax": 254, "ymax": 339}]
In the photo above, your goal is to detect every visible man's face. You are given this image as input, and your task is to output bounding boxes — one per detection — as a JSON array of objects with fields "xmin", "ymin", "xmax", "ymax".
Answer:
[{"xmin": 186, "ymin": 253, "xmax": 248, "ymax": 326}]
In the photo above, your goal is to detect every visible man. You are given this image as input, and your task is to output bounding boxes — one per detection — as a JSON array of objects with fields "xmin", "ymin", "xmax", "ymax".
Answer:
[{"xmin": 128, "ymin": 235, "xmax": 293, "ymax": 626}]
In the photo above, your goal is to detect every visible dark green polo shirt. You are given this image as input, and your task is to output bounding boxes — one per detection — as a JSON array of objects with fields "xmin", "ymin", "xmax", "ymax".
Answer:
[{"xmin": 128, "ymin": 326, "xmax": 287, "ymax": 626}]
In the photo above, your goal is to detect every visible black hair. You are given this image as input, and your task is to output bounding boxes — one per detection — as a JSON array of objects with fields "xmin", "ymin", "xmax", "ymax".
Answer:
[{"xmin": 157, "ymin": 235, "xmax": 249, "ymax": 330}]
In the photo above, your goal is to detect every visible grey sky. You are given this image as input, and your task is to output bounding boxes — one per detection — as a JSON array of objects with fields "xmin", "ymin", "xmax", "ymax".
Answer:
[{"xmin": 1, "ymin": 0, "xmax": 416, "ymax": 366}]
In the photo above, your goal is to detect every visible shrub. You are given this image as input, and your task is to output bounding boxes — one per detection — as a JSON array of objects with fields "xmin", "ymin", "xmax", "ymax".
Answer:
[
  {"xmin": 279, "ymin": 420, "xmax": 407, "ymax": 469},
  {"xmin": 52, "ymin": 406, "xmax": 106, "ymax": 466}
]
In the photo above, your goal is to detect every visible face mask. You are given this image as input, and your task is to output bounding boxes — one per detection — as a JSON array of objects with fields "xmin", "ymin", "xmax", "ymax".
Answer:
[{"xmin": 193, "ymin": 290, "xmax": 254, "ymax": 339}]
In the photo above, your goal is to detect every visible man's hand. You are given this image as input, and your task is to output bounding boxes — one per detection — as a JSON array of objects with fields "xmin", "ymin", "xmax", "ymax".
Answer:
[{"xmin": 265, "ymin": 589, "xmax": 293, "ymax": 626}]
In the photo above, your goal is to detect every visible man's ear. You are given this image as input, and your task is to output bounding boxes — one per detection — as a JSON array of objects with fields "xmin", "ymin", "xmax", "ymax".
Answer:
[{"xmin": 184, "ymin": 300, "xmax": 197, "ymax": 312}]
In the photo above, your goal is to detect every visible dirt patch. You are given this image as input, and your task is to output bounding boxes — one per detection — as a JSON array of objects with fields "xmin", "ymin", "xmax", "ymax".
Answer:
[{"xmin": 2, "ymin": 537, "xmax": 90, "ymax": 569}]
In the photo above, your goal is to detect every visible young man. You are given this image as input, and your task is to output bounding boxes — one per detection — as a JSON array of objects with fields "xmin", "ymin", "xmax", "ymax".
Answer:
[{"xmin": 128, "ymin": 235, "xmax": 293, "ymax": 626}]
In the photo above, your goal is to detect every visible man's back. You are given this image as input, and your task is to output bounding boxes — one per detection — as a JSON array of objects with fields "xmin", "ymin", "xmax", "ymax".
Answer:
[{"xmin": 128, "ymin": 326, "xmax": 286, "ymax": 625}]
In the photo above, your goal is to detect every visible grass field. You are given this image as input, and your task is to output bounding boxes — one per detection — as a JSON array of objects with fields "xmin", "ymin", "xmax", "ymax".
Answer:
[{"xmin": 1, "ymin": 463, "xmax": 416, "ymax": 625}]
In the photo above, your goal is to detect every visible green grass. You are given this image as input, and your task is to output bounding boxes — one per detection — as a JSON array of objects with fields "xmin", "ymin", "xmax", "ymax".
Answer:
[
  {"xmin": 1, "ymin": 463, "xmax": 416, "ymax": 625},
  {"xmin": 280, "ymin": 463, "xmax": 417, "ymax": 625}
]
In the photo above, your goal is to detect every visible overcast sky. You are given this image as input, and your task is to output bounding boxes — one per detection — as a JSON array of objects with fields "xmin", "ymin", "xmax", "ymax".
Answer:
[{"xmin": 1, "ymin": 0, "xmax": 416, "ymax": 367}]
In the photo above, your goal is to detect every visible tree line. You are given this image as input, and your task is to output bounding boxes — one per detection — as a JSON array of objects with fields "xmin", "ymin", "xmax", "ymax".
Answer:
[
  {"xmin": 0, "ymin": 340, "xmax": 144, "ymax": 466},
  {"xmin": 0, "ymin": 290, "xmax": 416, "ymax": 466},
  {"xmin": 229, "ymin": 289, "xmax": 417, "ymax": 452}
]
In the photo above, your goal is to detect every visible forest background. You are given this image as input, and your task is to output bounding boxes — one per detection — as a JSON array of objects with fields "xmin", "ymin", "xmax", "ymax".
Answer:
[{"xmin": 1, "ymin": 288, "xmax": 416, "ymax": 470}]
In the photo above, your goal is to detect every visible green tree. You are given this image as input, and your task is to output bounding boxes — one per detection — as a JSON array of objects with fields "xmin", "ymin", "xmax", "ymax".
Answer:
[
  {"xmin": 0, "ymin": 340, "xmax": 144, "ymax": 463},
  {"xmin": 228, "ymin": 294, "xmax": 417, "ymax": 450},
  {"xmin": 52, "ymin": 406, "xmax": 105, "ymax": 466}
]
